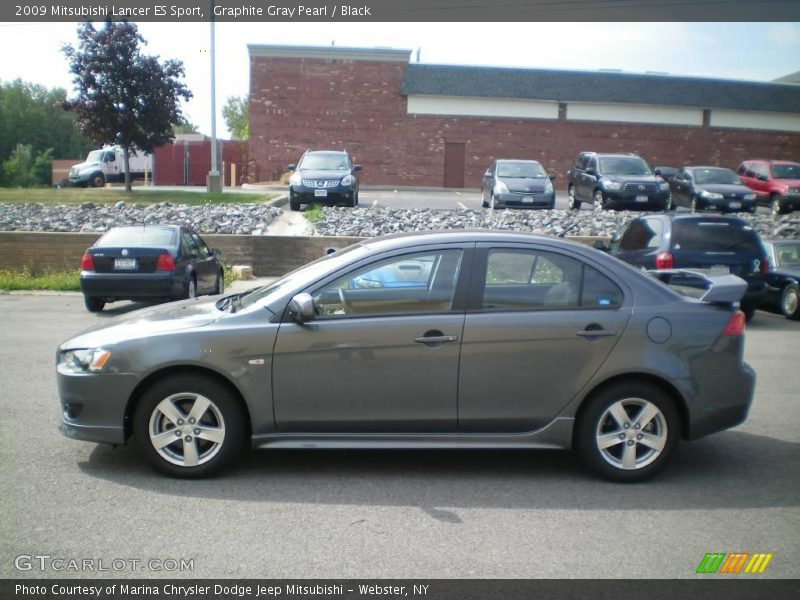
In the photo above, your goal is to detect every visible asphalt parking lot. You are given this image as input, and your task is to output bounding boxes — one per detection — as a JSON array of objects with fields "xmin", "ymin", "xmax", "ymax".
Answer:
[{"xmin": 0, "ymin": 293, "xmax": 798, "ymax": 579}]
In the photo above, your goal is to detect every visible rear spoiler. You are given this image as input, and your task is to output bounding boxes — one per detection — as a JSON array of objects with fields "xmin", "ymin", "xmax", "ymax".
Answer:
[{"xmin": 648, "ymin": 270, "xmax": 747, "ymax": 305}]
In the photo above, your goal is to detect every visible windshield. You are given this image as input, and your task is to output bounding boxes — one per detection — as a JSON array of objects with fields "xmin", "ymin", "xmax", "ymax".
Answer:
[
  {"xmin": 96, "ymin": 227, "xmax": 177, "ymax": 248},
  {"xmin": 774, "ymin": 242, "xmax": 800, "ymax": 267},
  {"xmin": 599, "ymin": 157, "xmax": 652, "ymax": 176},
  {"xmin": 496, "ymin": 161, "xmax": 546, "ymax": 178},
  {"xmin": 86, "ymin": 150, "xmax": 104, "ymax": 163},
  {"xmin": 237, "ymin": 243, "xmax": 371, "ymax": 310},
  {"xmin": 299, "ymin": 154, "xmax": 350, "ymax": 171},
  {"xmin": 693, "ymin": 168, "xmax": 741, "ymax": 185},
  {"xmin": 772, "ymin": 164, "xmax": 800, "ymax": 179}
]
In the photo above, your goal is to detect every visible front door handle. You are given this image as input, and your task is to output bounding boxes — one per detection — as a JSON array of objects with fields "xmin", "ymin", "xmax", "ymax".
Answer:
[
  {"xmin": 415, "ymin": 330, "xmax": 459, "ymax": 345},
  {"xmin": 576, "ymin": 328, "xmax": 616, "ymax": 339}
]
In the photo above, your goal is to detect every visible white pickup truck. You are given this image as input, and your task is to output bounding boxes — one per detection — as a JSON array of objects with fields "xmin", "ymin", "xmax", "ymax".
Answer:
[{"xmin": 68, "ymin": 146, "xmax": 152, "ymax": 187}]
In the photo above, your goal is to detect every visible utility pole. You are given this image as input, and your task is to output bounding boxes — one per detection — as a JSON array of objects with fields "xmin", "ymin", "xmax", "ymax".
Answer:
[{"xmin": 206, "ymin": 0, "xmax": 222, "ymax": 193}]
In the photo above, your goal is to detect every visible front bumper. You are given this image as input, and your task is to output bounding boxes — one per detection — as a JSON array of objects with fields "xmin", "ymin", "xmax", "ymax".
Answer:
[
  {"xmin": 697, "ymin": 197, "xmax": 757, "ymax": 212},
  {"xmin": 605, "ymin": 189, "xmax": 670, "ymax": 209},
  {"xmin": 492, "ymin": 191, "xmax": 555, "ymax": 209},
  {"xmin": 80, "ymin": 271, "xmax": 183, "ymax": 300},
  {"xmin": 57, "ymin": 366, "xmax": 140, "ymax": 445},
  {"xmin": 290, "ymin": 186, "xmax": 355, "ymax": 205},
  {"xmin": 68, "ymin": 173, "xmax": 94, "ymax": 186}
]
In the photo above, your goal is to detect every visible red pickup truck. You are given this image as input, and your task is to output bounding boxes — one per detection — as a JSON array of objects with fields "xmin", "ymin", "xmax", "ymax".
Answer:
[{"xmin": 737, "ymin": 159, "xmax": 800, "ymax": 215}]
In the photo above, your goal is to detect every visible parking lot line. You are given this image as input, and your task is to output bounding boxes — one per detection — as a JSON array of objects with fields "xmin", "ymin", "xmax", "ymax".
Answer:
[{"xmin": 457, "ymin": 201, "xmax": 468, "ymax": 210}]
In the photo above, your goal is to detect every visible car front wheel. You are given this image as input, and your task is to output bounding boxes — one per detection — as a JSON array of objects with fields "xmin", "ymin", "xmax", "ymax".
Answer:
[
  {"xmin": 133, "ymin": 374, "xmax": 245, "ymax": 478},
  {"xmin": 576, "ymin": 382, "xmax": 680, "ymax": 482},
  {"xmin": 593, "ymin": 190, "xmax": 606, "ymax": 211},
  {"xmin": 771, "ymin": 195, "xmax": 787, "ymax": 216},
  {"xmin": 781, "ymin": 284, "xmax": 800, "ymax": 320},
  {"xmin": 568, "ymin": 185, "xmax": 581, "ymax": 210},
  {"xmin": 289, "ymin": 195, "xmax": 301, "ymax": 211},
  {"xmin": 214, "ymin": 271, "xmax": 224, "ymax": 295}
]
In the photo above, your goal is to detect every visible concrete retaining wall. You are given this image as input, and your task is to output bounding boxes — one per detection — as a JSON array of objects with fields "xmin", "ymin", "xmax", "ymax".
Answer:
[{"xmin": 0, "ymin": 231, "xmax": 608, "ymax": 276}]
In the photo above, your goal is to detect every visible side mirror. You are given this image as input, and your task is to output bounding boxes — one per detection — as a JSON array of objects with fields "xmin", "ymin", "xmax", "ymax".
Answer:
[
  {"xmin": 288, "ymin": 292, "xmax": 315, "ymax": 324},
  {"xmin": 548, "ymin": 174, "xmax": 556, "ymax": 181},
  {"xmin": 757, "ymin": 174, "xmax": 768, "ymax": 182},
  {"xmin": 586, "ymin": 167, "xmax": 597, "ymax": 177},
  {"xmin": 211, "ymin": 248, "xmax": 221, "ymax": 256},
  {"xmin": 287, "ymin": 163, "xmax": 296, "ymax": 171},
  {"xmin": 352, "ymin": 164, "xmax": 362, "ymax": 172},
  {"xmin": 654, "ymin": 169, "xmax": 662, "ymax": 176}
]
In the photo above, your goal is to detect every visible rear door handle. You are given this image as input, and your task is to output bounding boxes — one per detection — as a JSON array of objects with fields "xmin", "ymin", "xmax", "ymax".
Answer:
[
  {"xmin": 576, "ymin": 329, "xmax": 616, "ymax": 338},
  {"xmin": 415, "ymin": 330, "xmax": 459, "ymax": 345}
]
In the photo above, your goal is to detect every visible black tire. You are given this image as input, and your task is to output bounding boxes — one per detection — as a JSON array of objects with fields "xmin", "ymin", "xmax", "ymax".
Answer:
[
  {"xmin": 90, "ymin": 172, "xmax": 105, "ymax": 188},
  {"xmin": 482, "ymin": 198, "xmax": 490, "ymax": 208},
  {"xmin": 780, "ymin": 284, "xmax": 800, "ymax": 320},
  {"xmin": 666, "ymin": 195, "xmax": 675, "ymax": 211},
  {"xmin": 214, "ymin": 270, "xmax": 224, "ymax": 295},
  {"xmin": 742, "ymin": 305, "xmax": 756, "ymax": 322},
  {"xmin": 568, "ymin": 185, "xmax": 581, "ymax": 210},
  {"xmin": 771, "ymin": 194, "xmax": 787, "ymax": 216},
  {"xmin": 133, "ymin": 374, "xmax": 246, "ymax": 478},
  {"xmin": 289, "ymin": 195, "xmax": 301, "ymax": 211},
  {"xmin": 592, "ymin": 189, "xmax": 606, "ymax": 211},
  {"xmin": 185, "ymin": 276, "xmax": 197, "ymax": 299},
  {"xmin": 83, "ymin": 295, "xmax": 105, "ymax": 313},
  {"xmin": 576, "ymin": 381, "xmax": 680, "ymax": 483},
  {"xmin": 354, "ymin": 191, "xmax": 359, "ymax": 207}
]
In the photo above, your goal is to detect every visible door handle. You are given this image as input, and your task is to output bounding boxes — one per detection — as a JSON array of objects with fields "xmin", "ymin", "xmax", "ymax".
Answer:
[
  {"xmin": 576, "ymin": 329, "xmax": 616, "ymax": 339},
  {"xmin": 415, "ymin": 331, "xmax": 459, "ymax": 345}
]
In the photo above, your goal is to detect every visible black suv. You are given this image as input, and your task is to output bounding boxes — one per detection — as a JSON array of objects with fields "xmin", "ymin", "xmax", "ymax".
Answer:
[
  {"xmin": 288, "ymin": 150, "xmax": 361, "ymax": 211},
  {"xmin": 567, "ymin": 152, "xmax": 671, "ymax": 211},
  {"xmin": 609, "ymin": 214, "xmax": 768, "ymax": 320}
]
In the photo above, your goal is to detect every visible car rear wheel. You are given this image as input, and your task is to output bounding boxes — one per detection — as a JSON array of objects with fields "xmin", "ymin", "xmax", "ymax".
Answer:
[
  {"xmin": 83, "ymin": 296, "xmax": 105, "ymax": 313},
  {"xmin": 781, "ymin": 284, "xmax": 800, "ymax": 320},
  {"xmin": 576, "ymin": 382, "xmax": 680, "ymax": 482},
  {"xmin": 186, "ymin": 276, "xmax": 197, "ymax": 299},
  {"xmin": 593, "ymin": 190, "xmax": 606, "ymax": 211},
  {"xmin": 133, "ymin": 374, "xmax": 245, "ymax": 478},
  {"xmin": 568, "ymin": 185, "xmax": 581, "ymax": 210},
  {"xmin": 742, "ymin": 305, "xmax": 756, "ymax": 322}
]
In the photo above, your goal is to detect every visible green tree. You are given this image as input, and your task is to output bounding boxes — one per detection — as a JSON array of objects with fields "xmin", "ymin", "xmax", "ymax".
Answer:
[
  {"xmin": 222, "ymin": 95, "xmax": 249, "ymax": 140},
  {"xmin": 0, "ymin": 79, "xmax": 88, "ymax": 166},
  {"xmin": 173, "ymin": 117, "xmax": 199, "ymax": 135},
  {"xmin": 1, "ymin": 144, "xmax": 53, "ymax": 187},
  {"xmin": 62, "ymin": 20, "xmax": 192, "ymax": 191}
]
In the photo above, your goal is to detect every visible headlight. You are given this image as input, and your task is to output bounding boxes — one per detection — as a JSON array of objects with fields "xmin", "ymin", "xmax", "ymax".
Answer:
[
  {"xmin": 289, "ymin": 172, "xmax": 302, "ymax": 186},
  {"xmin": 601, "ymin": 180, "xmax": 622, "ymax": 191},
  {"xmin": 744, "ymin": 193, "xmax": 756, "ymax": 201},
  {"xmin": 700, "ymin": 190, "xmax": 723, "ymax": 200},
  {"xmin": 545, "ymin": 180, "xmax": 554, "ymax": 193},
  {"xmin": 494, "ymin": 181, "xmax": 509, "ymax": 195},
  {"xmin": 60, "ymin": 348, "xmax": 111, "ymax": 373},
  {"xmin": 341, "ymin": 174, "xmax": 354, "ymax": 186},
  {"xmin": 658, "ymin": 181, "xmax": 670, "ymax": 191}
]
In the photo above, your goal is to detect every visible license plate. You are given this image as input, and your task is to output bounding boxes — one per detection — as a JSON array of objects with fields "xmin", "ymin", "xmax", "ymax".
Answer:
[
  {"xmin": 522, "ymin": 196, "xmax": 533, "ymax": 204},
  {"xmin": 635, "ymin": 195, "xmax": 648, "ymax": 202},
  {"xmin": 114, "ymin": 258, "xmax": 136, "ymax": 270},
  {"xmin": 728, "ymin": 201, "xmax": 741, "ymax": 209},
  {"xmin": 314, "ymin": 189, "xmax": 328, "ymax": 197},
  {"xmin": 708, "ymin": 265, "xmax": 730, "ymax": 274}
]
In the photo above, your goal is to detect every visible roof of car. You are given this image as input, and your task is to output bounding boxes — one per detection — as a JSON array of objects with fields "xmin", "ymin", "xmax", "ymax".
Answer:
[{"xmin": 401, "ymin": 64, "xmax": 800, "ymax": 113}]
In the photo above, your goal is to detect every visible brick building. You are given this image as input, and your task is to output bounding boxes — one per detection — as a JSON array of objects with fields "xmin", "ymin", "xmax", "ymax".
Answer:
[{"xmin": 247, "ymin": 44, "xmax": 800, "ymax": 188}]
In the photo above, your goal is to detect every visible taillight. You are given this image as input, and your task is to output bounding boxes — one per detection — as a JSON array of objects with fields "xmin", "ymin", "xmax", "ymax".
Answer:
[
  {"xmin": 80, "ymin": 252, "xmax": 94, "ymax": 271},
  {"xmin": 155, "ymin": 253, "xmax": 176, "ymax": 271},
  {"xmin": 655, "ymin": 252, "xmax": 674, "ymax": 270},
  {"xmin": 760, "ymin": 256, "xmax": 769, "ymax": 276},
  {"xmin": 722, "ymin": 310, "xmax": 746, "ymax": 336}
]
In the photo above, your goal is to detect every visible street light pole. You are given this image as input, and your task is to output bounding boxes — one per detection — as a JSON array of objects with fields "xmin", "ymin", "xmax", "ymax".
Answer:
[{"xmin": 207, "ymin": 0, "xmax": 221, "ymax": 192}]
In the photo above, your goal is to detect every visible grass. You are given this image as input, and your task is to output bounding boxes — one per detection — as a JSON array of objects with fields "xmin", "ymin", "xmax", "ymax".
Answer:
[
  {"xmin": 0, "ymin": 187, "xmax": 276, "ymax": 206},
  {"xmin": 303, "ymin": 203, "xmax": 325, "ymax": 223},
  {"xmin": 0, "ymin": 265, "xmax": 240, "ymax": 292}
]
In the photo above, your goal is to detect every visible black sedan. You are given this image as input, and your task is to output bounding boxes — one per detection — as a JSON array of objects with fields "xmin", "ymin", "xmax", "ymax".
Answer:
[
  {"xmin": 668, "ymin": 166, "xmax": 757, "ymax": 213},
  {"xmin": 760, "ymin": 239, "xmax": 800, "ymax": 320},
  {"xmin": 79, "ymin": 225, "xmax": 224, "ymax": 312},
  {"xmin": 481, "ymin": 159, "xmax": 555, "ymax": 209}
]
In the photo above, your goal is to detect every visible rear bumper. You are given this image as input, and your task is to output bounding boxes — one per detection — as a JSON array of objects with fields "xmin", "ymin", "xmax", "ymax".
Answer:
[
  {"xmin": 685, "ymin": 362, "xmax": 756, "ymax": 440},
  {"xmin": 80, "ymin": 271, "xmax": 183, "ymax": 299}
]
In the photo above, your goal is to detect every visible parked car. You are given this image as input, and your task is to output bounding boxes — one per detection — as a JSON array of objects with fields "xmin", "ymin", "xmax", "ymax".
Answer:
[
  {"xmin": 288, "ymin": 150, "xmax": 361, "ymax": 211},
  {"xmin": 737, "ymin": 160, "xmax": 800, "ymax": 215},
  {"xmin": 480, "ymin": 159, "xmax": 555, "ymax": 209},
  {"xmin": 58, "ymin": 230, "xmax": 755, "ymax": 482},
  {"xmin": 759, "ymin": 239, "xmax": 800, "ymax": 320},
  {"xmin": 79, "ymin": 225, "xmax": 224, "ymax": 312},
  {"xmin": 668, "ymin": 166, "xmax": 757, "ymax": 213},
  {"xmin": 653, "ymin": 166, "xmax": 679, "ymax": 183},
  {"xmin": 608, "ymin": 214, "xmax": 768, "ymax": 320},
  {"xmin": 566, "ymin": 152, "xmax": 671, "ymax": 211}
]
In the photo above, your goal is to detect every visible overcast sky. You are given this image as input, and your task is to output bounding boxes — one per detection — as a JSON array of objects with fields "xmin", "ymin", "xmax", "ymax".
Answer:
[{"xmin": 0, "ymin": 21, "xmax": 798, "ymax": 139}]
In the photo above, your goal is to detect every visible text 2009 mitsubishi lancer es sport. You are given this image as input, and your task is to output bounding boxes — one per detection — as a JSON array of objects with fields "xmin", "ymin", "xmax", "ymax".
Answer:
[{"xmin": 57, "ymin": 231, "xmax": 755, "ymax": 482}]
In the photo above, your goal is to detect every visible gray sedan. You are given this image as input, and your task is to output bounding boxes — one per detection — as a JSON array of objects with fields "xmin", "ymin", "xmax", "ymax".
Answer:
[{"xmin": 56, "ymin": 231, "xmax": 755, "ymax": 482}]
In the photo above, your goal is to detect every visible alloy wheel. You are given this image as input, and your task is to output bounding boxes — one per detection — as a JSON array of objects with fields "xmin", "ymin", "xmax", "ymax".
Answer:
[
  {"xmin": 148, "ymin": 393, "xmax": 226, "ymax": 467},
  {"xmin": 782, "ymin": 286, "xmax": 799, "ymax": 317},
  {"xmin": 593, "ymin": 190, "xmax": 605, "ymax": 211},
  {"xmin": 595, "ymin": 398, "xmax": 668, "ymax": 471}
]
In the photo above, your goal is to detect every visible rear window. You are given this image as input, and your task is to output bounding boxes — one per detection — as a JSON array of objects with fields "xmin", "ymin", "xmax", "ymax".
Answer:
[
  {"xmin": 671, "ymin": 220, "xmax": 760, "ymax": 253},
  {"xmin": 96, "ymin": 227, "xmax": 177, "ymax": 248}
]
